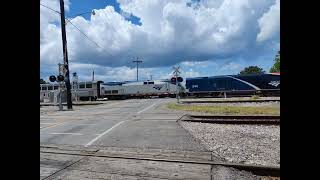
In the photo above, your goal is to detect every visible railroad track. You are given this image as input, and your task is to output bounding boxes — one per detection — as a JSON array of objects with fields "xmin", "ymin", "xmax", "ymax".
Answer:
[
  {"xmin": 40, "ymin": 148, "xmax": 280, "ymax": 177},
  {"xmin": 179, "ymin": 115, "xmax": 280, "ymax": 125}
]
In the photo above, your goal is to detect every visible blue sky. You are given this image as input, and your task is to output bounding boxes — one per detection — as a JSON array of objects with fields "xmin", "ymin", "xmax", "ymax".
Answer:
[
  {"xmin": 40, "ymin": 0, "xmax": 280, "ymax": 82},
  {"xmin": 66, "ymin": 0, "xmax": 141, "ymax": 25}
]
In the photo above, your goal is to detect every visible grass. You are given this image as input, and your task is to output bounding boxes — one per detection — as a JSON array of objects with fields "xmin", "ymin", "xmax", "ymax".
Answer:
[
  {"xmin": 250, "ymin": 95, "xmax": 260, "ymax": 100},
  {"xmin": 167, "ymin": 103, "xmax": 280, "ymax": 115}
]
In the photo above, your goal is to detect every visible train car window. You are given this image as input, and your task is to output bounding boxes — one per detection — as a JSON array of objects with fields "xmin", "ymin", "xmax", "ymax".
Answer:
[
  {"xmin": 148, "ymin": 82, "xmax": 154, "ymax": 84},
  {"xmin": 54, "ymin": 86, "xmax": 58, "ymax": 90},
  {"xmin": 41, "ymin": 86, "xmax": 47, "ymax": 90},
  {"xmin": 86, "ymin": 83, "xmax": 92, "ymax": 88},
  {"xmin": 40, "ymin": 87, "xmax": 41, "ymax": 90},
  {"xmin": 105, "ymin": 90, "xmax": 112, "ymax": 94},
  {"xmin": 111, "ymin": 90, "xmax": 118, "ymax": 94},
  {"xmin": 144, "ymin": 82, "xmax": 148, "ymax": 84},
  {"xmin": 79, "ymin": 84, "xmax": 85, "ymax": 89},
  {"xmin": 48, "ymin": 86, "xmax": 53, "ymax": 90}
]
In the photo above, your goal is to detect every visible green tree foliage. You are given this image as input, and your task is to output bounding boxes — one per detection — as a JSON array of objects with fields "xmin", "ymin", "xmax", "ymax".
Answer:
[
  {"xmin": 270, "ymin": 51, "xmax": 280, "ymax": 73},
  {"xmin": 40, "ymin": 78, "xmax": 46, "ymax": 84},
  {"xmin": 239, "ymin": 66, "xmax": 265, "ymax": 75}
]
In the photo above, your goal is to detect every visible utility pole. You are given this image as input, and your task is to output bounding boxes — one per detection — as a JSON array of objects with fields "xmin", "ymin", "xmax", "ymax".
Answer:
[
  {"xmin": 92, "ymin": 69, "xmax": 95, "ymax": 82},
  {"xmin": 133, "ymin": 57, "xmax": 143, "ymax": 81},
  {"xmin": 59, "ymin": 0, "xmax": 73, "ymax": 109}
]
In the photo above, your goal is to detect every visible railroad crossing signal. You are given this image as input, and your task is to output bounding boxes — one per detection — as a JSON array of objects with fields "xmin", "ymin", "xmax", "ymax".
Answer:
[
  {"xmin": 177, "ymin": 77, "xmax": 183, "ymax": 82},
  {"xmin": 57, "ymin": 75, "xmax": 65, "ymax": 82},
  {"xmin": 171, "ymin": 77, "xmax": 183, "ymax": 84},
  {"xmin": 49, "ymin": 75, "xmax": 56, "ymax": 82},
  {"xmin": 48, "ymin": 74, "xmax": 65, "ymax": 111},
  {"xmin": 172, "ymin": 66, "xmax": 182, "ymax": 103}
]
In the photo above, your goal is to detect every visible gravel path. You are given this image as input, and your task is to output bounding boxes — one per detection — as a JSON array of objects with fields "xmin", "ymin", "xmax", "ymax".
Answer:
[{"xmin": 180, "ymin": 122, "xmax": 280, "ymax": 166}]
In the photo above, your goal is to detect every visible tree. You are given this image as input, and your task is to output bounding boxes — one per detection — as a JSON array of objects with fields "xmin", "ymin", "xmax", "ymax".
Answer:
[
  {"xmin": 40, "ymin": 78, "xmax": 46, "ymax": 84},
  {"xmin": 239, "ymin": 66, "xmax": 265, "ymax": 75},
  {"xmin": 270, "ymin": 51, "xmax": 280, "ymax": 73}
]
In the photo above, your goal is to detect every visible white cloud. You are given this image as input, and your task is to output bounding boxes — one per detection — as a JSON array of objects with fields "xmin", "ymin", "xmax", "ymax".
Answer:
[
  {"xmin": 220, "ymin": 62, "xmax": 242, "ymax": 71},
  {"xmin": 257, "ymin": 0, "xmax": 280, "ymax": 42},
  {"xmin": 183, "ymin": 69, "xmax": 201, "ymax": 77},
  {"xmin": 40, "ymin": 0, "xmax": 279, "ymax": 81},
  {"xmin": 181, "ymin": 61, "xmax": 209, "ymax": 68}
]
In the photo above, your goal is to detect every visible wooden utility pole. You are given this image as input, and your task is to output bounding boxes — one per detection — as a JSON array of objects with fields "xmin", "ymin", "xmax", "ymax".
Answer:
[{"xmin": 59, "ymin": 0, "xmax": 72, "ymax": 109}]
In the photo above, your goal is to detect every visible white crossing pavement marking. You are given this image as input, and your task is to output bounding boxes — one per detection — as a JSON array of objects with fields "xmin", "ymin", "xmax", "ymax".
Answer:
[
  {"xmin": 50, "ymin": 133, "xmax": 83, "ymax": 135},
  {"xmin": 84, "ymin": 120, "xmax": 127, "ymax": 147},
  {"xmin": 76, "ymin": 124, "xmax": 96, "ymax": 126},
  {"xmin": 137, "ymin": 100, "xmax": 161, "ymax": 114},
  {"xmin": 40, "ymin": 120, "xmax": 77, "ymax": 130}
]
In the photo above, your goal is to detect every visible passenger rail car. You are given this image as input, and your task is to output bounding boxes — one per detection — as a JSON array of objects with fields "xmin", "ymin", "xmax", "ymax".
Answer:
[
  {"xmin": 186, "ymin": 73, "xmax": 280, "ymax": 97},
  {"xmin": 100, "ymin": 80, "xmax": 178, "ymax": 100},
  {"xmin": 40, "ymin": 81, "xmax": 103, "ymax": 101}
]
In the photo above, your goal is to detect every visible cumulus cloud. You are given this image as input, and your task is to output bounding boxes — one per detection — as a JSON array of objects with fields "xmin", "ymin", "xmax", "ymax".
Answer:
[
  {"xmin": 220, "ymin": 62, "xmax": 242, "ymax": 71},
  {"xmin": 183, "ymin": 69, "xmax": 201, "ymax": 78},
  {"xmin": 257, "ymin": 0, "xmax": 280, "ymax": 42},
  {"xmin": 40, "ymin": 0, "xmax": 279, "ymax": 81}
]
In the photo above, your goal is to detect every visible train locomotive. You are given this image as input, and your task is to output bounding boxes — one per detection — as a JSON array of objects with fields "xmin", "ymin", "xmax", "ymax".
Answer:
[
  {"xmin": 100, "ymin": 80, "xmax": 178, "ymax": 100},
  {"xmin": 185, "ymin": 73, "xmax": 280, "ymax": 97}
]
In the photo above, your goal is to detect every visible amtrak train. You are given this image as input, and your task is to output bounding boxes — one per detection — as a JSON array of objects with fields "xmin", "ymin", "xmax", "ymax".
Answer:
[{"xmin": 40, "ymin": 73, "xmax": 280, "ymax": 102}]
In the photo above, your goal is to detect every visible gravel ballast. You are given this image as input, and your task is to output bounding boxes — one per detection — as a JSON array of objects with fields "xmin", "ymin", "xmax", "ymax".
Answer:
[{"xmin": 180, "ymin": 121, "xmax": 280, "ymax": 167}]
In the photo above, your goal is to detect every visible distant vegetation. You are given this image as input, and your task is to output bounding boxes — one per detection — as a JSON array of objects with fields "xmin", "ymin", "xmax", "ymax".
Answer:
[
  {"xmin": 238, "ymin": 50, "xmax": 280, "ymax": 75},
  {"xmin": 239, "ymin": 66, "xmax": 265, "ymax": 75},
  {"xmin": 270, "ymin": 51, "xmax": 280, "ymax": 73}
]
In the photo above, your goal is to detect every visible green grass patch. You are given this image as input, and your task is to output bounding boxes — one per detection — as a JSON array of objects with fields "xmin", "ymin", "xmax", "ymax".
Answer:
[
  {"xmin": 250, "ymin": 95, "xmax": 260, "ymax": 100},
  {"xmin": 167, "ymin": 103, "xmax": 280, "ymax": 115}
]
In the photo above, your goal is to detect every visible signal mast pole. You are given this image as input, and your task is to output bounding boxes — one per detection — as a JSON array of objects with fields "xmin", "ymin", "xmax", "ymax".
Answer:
[{"xmin": 173, "ymin": 66, "xmax": 181, "ymax": 103}]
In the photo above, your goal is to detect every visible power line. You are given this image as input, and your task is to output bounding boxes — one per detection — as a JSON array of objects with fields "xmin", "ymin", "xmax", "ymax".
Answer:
[
  {"xmin": 40, "ymin": 3, "xmax": 116, "ymax": 58},
  {"xmin": 40, "ymin": 3, "xmax": 60, "ymax": 14},
  {"xmin": 65, "ymin": 19, "xmax": 102, "ymax": 49},
  {"xmin": 40, "ymin": 3, "xmax": 101, "ymax": 49}
]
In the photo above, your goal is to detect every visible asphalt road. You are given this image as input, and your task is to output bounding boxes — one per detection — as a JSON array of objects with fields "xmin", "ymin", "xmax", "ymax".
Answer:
[
  {"xmin": 40, "ymin": 98, "xmax": 207, "ymax": 152},
  {"xmin": 40, "ymin": 98, "xmax": 263, "ymax": 179}
]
